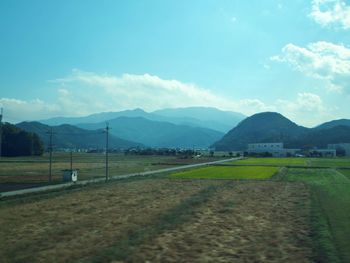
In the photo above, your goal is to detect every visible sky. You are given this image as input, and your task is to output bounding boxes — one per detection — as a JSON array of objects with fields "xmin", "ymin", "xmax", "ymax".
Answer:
[{"xmin": 0, "ymin": 0, "xmax": 350, "ymax": 127}]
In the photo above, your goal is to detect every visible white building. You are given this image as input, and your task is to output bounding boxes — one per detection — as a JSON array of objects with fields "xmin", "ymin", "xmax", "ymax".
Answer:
[
  {"xmin": 247, "ymin": 143, "xmax": 299, "ymax": 157},
  {"xmin": 328, "ymin": 143, "xmax": 350, "ymax": 156}
]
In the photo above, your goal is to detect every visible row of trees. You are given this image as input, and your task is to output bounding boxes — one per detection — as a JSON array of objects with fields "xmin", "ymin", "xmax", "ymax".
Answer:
[
  {"xmin": 124, "ymin": 148, "xmax": 200, "ymax": 157},
  {"xmin": 1, "ymin": 123, "xmax": 44, "ymax": 157}
]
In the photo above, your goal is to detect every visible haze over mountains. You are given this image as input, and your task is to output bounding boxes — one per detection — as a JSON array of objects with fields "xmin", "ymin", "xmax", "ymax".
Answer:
[
  {"xmin": 41, "ymin": 107, "xmax": 245, "ymax": 133},
  {"xmin": 213, "ymin": 112, "xmax": 350, "ymax": 151},
  {"xmin": 19, "ymin": 107, "xmax": 244, "ymax": 149}
]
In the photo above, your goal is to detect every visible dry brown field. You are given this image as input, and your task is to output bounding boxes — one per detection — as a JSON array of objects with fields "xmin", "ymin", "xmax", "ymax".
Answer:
[{"xmin": 0, "ymin": 176, "xmax": 312, "ymax": 263}]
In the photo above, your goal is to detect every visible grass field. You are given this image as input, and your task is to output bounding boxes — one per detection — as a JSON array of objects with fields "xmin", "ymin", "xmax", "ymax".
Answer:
[
  {"xmin": 307, "ymin": 158, "xmax": 350, "ymax": 168},
  {"xmin": 171, "ymin": 165, "xmax": 279, "ymax": 180}
]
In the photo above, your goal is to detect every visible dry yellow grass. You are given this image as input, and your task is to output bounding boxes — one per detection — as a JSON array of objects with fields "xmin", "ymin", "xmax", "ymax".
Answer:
[
  {"xmin": 132, "ymin": 181, "xmax": 312, "ymax": 263},
  {"xmin": 0, "ymin": 178, "xmax": 215, "ymax": 262}
]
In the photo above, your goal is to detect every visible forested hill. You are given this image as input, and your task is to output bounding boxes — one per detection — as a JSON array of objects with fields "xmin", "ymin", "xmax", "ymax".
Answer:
[
  {"xmin": 1, "ymin": 122, "xmax": 44, "ymax": 156},
  {"xmin": 212, "ymin": 112, "xmax": 308, "ymax": 150}
]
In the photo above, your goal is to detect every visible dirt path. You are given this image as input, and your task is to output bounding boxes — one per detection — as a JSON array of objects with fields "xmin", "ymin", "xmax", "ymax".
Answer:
[{"xmin": 132, "ymin": 181, "xmax": 312, "ymax": 263}]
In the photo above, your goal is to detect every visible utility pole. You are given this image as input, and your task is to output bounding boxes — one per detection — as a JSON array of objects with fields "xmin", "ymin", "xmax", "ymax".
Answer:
[
  {"xmin": 0, "ymin": 108, "xmax": 3, "ymax": 159},
  {"xmin": 47, "ymin": 128, "xmax": 54, "ymax": 183},
  {"xmin": 105, "ymin": 122, "xmax": 110, "ymax": 182}
]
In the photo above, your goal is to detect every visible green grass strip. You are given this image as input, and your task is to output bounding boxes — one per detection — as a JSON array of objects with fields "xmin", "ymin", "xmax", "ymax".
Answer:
[{"xmin": 280, "ymin": 168, "xmax": 350, "ymax": 263}]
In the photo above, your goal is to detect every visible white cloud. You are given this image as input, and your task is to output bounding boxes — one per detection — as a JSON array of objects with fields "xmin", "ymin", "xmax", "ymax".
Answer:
[
  {"xmin": 0, "ymin": 70, "xmax": 272, "ymax": 123},
  {"xmin": 310, "ymin": 0, "xmax": 350, "ymax": 29},
  {"xmin": 276, "ymin": 92, "xmax": 336, "ymax": 127},
  {"xmin": 0, "ymin": 98, "xmax": 60, "ymax": 123},
  {"xmin": 271, "ymin": 41, "xmax": 350, "ymax": 93},
  {"xmin": 0, "ymin": 70, "xmax": 340, "ymax": 127},
  {"xmin": 53, "ymin": 69, "xmax": 273, "ymax": 115}
]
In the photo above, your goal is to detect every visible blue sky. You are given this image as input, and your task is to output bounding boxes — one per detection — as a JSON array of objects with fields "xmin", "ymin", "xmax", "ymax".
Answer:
[{"xmin": 1, "ymin": 0, "xmax": 350, "ymax": 126}]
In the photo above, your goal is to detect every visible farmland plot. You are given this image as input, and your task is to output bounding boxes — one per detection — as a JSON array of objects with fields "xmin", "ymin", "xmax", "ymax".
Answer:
[
  {"xmin": 0, "ymin": 178, "xmax": 217, "ymax": 262},
  {"xmin": 0, "ymin": 153, "xmax": 220, "ymax": 187}
]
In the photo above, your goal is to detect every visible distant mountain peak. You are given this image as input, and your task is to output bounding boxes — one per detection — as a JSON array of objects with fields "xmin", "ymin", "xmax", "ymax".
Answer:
[{"xmin": 248, "ymin": 111, "xmax": 292, "ymax": 121}]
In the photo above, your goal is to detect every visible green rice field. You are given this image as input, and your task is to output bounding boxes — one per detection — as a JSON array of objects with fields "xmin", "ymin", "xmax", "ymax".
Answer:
[
  {"xmin": 171, "ymin": 165, "xmax": 279, "ymax": 180},
  {"xmin": 231, "ymin": 157, "xmax": 308, "ymax": 167}
]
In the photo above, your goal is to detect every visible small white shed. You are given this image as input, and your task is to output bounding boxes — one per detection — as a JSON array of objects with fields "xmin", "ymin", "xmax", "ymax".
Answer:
[{"xmin": 63, "ymin": 170, "xmax": 78, "ymax": 182}]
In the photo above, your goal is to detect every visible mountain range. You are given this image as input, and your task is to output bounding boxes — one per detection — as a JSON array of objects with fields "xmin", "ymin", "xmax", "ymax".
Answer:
[
  {"xmin": 40, "ymin": 107, "xmax": 245, "ymax": 133},
  {"xmin": 16, "ymin": 107, "xmax": 350, "ymax": 151},
  {"xmin": 33, "ymin": 107, "xmax": 244, "ymax": 149},
  {"xmin": 213, "ymin": 112, "xmax": 350, "ymax": 150}
]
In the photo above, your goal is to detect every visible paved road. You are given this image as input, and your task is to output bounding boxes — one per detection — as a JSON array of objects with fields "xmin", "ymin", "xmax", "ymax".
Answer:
[{"xmin": 0, "ymin": 157, "xmax": 241, "ymax": 198}]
